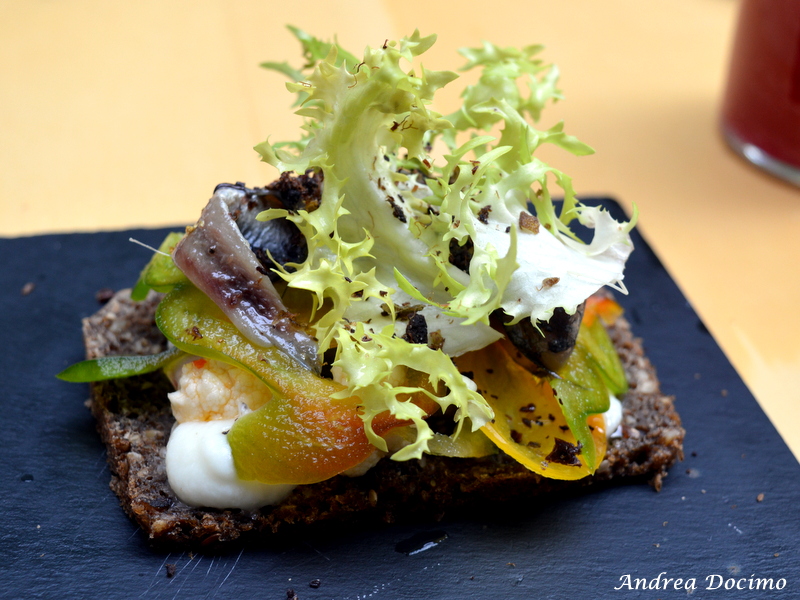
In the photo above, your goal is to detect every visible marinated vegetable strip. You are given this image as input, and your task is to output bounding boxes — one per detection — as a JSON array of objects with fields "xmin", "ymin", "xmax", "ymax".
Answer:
[
  {"xmin": 475, "ymin": 298, "xmax": 627, "ymax": 476},
  {"xmin": 578, "ymin": 315, "xmax": 628, "ymax": 396},
  {"xmin": 56, "ymin": 346, "xmax": 185, "ymax": 382},
  {"xmin": 548, "ymin": 342, "xmax": 610, "ymax": 472},
  {"xmin": 131, "ymin": 231, "xmax": 188, "ymax": 301},
  {"xmin": 455, "ymin": 340, "xmax": 607, "ymax": 480}
]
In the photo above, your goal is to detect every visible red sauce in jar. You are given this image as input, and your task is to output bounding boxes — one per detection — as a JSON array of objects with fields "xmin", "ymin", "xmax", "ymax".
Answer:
[{"xmin": 721, "ymin": 0, "xmax": 800, "ymax": 173}]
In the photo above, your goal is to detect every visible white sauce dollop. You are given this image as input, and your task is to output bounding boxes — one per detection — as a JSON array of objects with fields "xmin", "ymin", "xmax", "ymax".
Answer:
[
  {"xmin": 604, "ymin": 394, "xmax": 624, "ymax": 439},
  {"xmin": 166, "ymin": 419, "xmax": 294, "ymax": 510}
]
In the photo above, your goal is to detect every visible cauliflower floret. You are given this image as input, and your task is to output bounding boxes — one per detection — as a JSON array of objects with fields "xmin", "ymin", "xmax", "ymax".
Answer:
[{"xmin": 168, "ymin": 359, "xmax": 271, "ymax": 423}]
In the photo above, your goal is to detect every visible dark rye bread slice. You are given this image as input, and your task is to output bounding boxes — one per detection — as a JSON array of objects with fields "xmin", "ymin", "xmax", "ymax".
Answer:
[{"xmin": 83, "ymin": 290, "xmax": 684, "ymax": 548}]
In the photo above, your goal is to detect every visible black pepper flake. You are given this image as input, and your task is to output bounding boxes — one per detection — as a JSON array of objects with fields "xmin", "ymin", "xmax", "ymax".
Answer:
[
  {"xmin": 545, "ymin": 438, "xmax": 583, "ymax": 466},
  {"xmin": 559, "ymin": 425, "xmax": 569, "ymax": 431},
  {"xmin": 189, "ymin": 326, "xmax": 203, "ymax": 340},
  {"xmin": 165, "ymin": 563, "xmax": 177, "ymax": 578},
  {"xmin": 519, "ymin": 403, "xmax": 536, "ymax": 413},
  {"xmin": 521, "ymin": 418, "xmax": 533, "ymax": 428},
  {"xmin": 287, "ymin": 589, "xmax": 299, "ymax": 600},
  {"xmin": 402, "ymin": 312, "xmax": 428, "ymax": 345},
  {"xmin": 386, "ymin": 196, "xmax": 407, "ymax": 222},
  {"xmin": 510, "ymin": 429, "xmax": 523, "ymax": 444},
  {"xmin": 448, "ymin": 236, "xmax": 474, "ymax": 272},
  {"xmin": 309, "ymin": 579, "xmax": 322, "ymax": 589},
  {"xmin": 351, "ymin": 290, "xmax": 364, "ymax": 298},
  {"xmin": 477, "ymin": 205, "xmax": 492, "ymax": 224}
]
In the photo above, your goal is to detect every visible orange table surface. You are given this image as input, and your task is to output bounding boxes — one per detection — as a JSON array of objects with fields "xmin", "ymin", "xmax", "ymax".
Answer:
[{"xmin": 3, "ymin": 0, "xmax": 799, "ymax": 459}]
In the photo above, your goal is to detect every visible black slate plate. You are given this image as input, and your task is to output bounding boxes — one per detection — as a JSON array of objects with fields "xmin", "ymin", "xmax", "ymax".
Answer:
[{"xmin": 2, "ymin": 199, "xmax": 798, "ymax": 600}]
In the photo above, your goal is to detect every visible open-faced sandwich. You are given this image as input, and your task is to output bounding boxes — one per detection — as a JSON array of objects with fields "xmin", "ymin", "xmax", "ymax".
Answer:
[{"xmin": 59, "ymin": 29, "xmax": 683, "ymax": 547}]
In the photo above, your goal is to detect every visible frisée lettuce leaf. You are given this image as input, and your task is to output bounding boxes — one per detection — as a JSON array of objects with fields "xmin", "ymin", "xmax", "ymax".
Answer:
[{"xmin": 254, "ymin": 28, "xmax": 635, "ymax": 460}]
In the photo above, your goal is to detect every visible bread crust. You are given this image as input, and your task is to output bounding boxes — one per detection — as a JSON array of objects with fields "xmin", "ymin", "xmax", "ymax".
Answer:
[{"xmin": 84, "ymin": 290, "xmax": 684, "ymax": 548}]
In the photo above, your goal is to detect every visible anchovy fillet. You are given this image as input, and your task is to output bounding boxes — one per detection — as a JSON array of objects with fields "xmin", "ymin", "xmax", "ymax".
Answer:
[{"xmin": 173, "ymin": 194, "xmax": 320, "ymax": 373}]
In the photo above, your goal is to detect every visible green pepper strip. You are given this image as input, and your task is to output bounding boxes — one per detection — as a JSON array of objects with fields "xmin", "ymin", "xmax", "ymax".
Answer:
[
  {"xmin": 580, "ymin": 316, "xmax": 628, "ymax": 396},
  {"xmin": 56, "ymin": 346, "xmax": 185, "ymax": 382},
  {"xmin": 131, "ymin": 231, "xmax": 189, "ymax": 301},
  {"xmin": 548, "ymin": 316, "xmax": 628, "ymax": 472}
]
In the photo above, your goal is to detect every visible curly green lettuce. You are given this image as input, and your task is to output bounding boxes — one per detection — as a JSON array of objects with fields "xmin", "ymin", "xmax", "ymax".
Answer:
[{"xmin": 254, "ymin": 28, "xmax": 635, "ymax": 459}]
